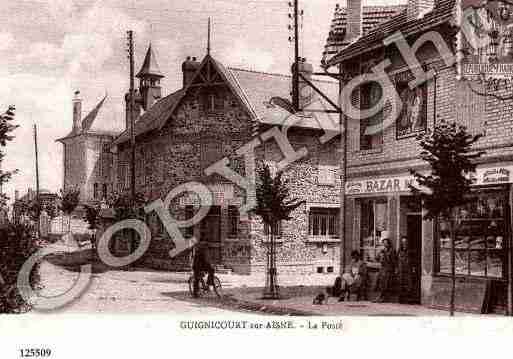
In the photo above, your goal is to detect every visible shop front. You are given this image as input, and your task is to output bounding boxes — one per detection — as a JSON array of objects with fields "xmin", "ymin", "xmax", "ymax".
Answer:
[{"xmin": 345, "ymin": 163, "xmax": 513, "ymax": 313}]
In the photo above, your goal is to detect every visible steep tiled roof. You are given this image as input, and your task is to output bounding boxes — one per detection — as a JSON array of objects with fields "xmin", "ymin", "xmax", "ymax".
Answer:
[
  {"xmin": 324, "ymin": 0, "xmax": 456, "ymax": 66},
  {"xmin": 113, "ymin": 55, "xmax": 339, "ymax": 146},
  {"xmin": 56, "ymin": 95, "xmax": 120, "ymax": 142},
  {"xmin": 81, "ymin": 95, "xmax": 107, "ymax": 131},
  {"xmin": 112, "ymin": 89, "xmax": 185, "ymax": 145},
  {"xmin": 322, "ymin": 4, "xmax": 407, "ymax": 65},
  {"xmin": 227, "ymin": 67, "xmax": 339, "ymax": 131}
]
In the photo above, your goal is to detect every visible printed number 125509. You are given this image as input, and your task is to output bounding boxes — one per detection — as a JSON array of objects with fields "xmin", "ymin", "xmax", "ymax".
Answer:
[{"xmin": 19, "ymin": 348, "xmax": 52, "ymax": 358}]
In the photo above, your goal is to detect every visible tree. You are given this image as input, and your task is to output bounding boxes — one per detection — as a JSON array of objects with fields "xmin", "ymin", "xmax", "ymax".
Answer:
[
  {"xmin": 253, "ymin": 164, "xmax": 304, "ymax": 299},
  {"xmin": 59, "ymin": 188, "xmax": 80, "ymax": 234},
  {"xmin": 83, "ymin": 204, "xmax": 100, "ymax": 250},
  {"xmin": 0, "ymin": 106, "xmax": 18, "ymax": 207},
  {"xmin": 106, "ymin": 191, "xmax": 147, "ymax": 261},
  {"xmin": 0, "ymin": 105, "xmax": 40, "ymax": 313},
  {"xmin": 410, "ymin": 120, "xmax": 483, "ymax": 316}
]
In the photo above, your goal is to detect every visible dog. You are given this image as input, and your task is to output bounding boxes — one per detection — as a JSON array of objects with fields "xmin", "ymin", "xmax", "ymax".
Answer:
[{"xmin": 312, "ymin": 292, "xmax": 327, "ymax": 305}]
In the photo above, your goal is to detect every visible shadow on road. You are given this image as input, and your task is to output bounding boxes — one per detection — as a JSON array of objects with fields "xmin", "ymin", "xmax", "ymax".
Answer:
[{"xmin": 45, "ymin": 249, "xmax": 112, "ymax": 274}]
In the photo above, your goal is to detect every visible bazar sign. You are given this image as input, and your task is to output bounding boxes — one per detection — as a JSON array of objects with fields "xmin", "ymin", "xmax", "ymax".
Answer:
[
  {"xmin": 346, "ymin": 165, "xmax": 513, "ymax": 195},
  {"xmin": 345, "ymin": 175, "xmax": 416, "ymax": 195}
]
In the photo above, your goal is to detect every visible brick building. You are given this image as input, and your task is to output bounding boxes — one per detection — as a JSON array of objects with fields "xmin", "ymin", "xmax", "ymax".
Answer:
[
  {"xmin": 323, "ymin": 0, "xmax": 513, "ymax": 313},
  {"xmin": 56, "ymin": 92, "xmax": 117, "ymax": 204},
  {"xmin": 111, "ymin": 45, "xmax": 341, "ymax": 274}
]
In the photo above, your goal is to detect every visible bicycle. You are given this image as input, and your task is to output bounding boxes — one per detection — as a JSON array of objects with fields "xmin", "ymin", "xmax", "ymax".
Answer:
[{"xmin": 188, "ymin": 272, "xmax": 222, "ymax": 298}]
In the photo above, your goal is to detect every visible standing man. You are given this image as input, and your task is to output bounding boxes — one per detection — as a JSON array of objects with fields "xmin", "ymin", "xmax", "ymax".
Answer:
[
  {"xmin": 374, "ymin": 235, "xmax": 397, "ymax": 303},
  {"xmin": 397, "ymin": 236, "xmax": 413, "ymax": 304}
]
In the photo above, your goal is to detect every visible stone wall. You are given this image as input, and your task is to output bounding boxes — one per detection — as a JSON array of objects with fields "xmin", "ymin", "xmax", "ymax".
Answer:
[{"xmin": 114, "ymin": 86, "xmax": 342, "ymax": 274}]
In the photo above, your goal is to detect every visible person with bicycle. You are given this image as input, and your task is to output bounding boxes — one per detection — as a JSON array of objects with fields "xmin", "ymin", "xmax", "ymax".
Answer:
[{"xmin": 192, "ymin": 243, "xmax": 215, "ymax": 298}]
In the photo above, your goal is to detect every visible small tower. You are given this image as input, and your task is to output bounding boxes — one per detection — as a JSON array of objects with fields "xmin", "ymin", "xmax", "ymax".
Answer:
[{"xmin": 136, "ymin": 44, "xmax": 164, "ymax": 111}]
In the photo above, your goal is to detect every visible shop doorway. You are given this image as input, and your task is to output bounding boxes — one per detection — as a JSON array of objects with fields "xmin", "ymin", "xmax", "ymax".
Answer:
[
  {"xmin": 406, "ymin": 214, "xmax": 422, "ymax": 304},
  {"xmin": 200, "ymin": 206, "xmax": 222, "ymax": 265}
]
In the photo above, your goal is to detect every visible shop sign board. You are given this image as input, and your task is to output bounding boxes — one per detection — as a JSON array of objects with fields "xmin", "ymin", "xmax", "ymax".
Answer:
[
  {"xmin": 345, "ymin": 175, "xmax": 416, "ymax": 195},
  {"xmin": 346, "ymin": 164, "xmax": 513, "ymax": 195}
]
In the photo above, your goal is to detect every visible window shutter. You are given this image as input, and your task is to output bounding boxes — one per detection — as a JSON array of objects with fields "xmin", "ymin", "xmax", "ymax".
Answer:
[{"xmin": 347, "ymin": 89, "xmax": 360, "ymax": 151}]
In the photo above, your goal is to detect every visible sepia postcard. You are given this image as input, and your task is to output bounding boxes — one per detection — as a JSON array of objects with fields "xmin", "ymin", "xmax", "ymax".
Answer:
[{"xmin": 1, "ymin": 0, "xmax": 513, "ymax": 357}]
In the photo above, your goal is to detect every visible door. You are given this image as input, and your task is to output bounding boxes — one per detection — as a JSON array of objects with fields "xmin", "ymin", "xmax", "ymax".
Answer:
[
  {"xmin": 407, "ymin": 214, "xmax": 422, "ymax": 304},
  {"xmin": 200, "ymin": 206, "xmax": 222, "ymax": 265}
]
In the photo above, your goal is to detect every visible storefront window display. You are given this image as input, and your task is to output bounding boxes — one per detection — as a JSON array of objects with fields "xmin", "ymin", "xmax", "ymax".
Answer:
[
  {"xmin": 360, "ymin": 198, "xmax": 388, "ymax": 262},
  {"xmin": 437, "ymin": 189, "xmax": 508, "ymax": 279}
]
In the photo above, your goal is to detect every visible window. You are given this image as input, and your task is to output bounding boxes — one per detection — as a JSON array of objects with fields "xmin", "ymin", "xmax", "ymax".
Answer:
[
  {"xmin": 228, "ymin": 205, "xmax": 239, "ymax": 238},
  {"xmin": 185, "ymin": 205, "xmax": 194, "ymax": 239},
  {"xmin": 396, "ymin": 80, "xmax": 427, "ymax": 139},
  {"xmin": 359, "ymin": 198, "xmax": 388, "ymax": 262},
  {"xmin": 359, "ymin": 82, "xmax": 383, "ymax": 150},
  {"xmin": 93, "ymin": 183, "xmax": 99, "ymax": 199},
  {"xmin": 264, "ymin": 220, "xmax": 283, "ymax": 237},
  {"xmin": 201, "ymin": 141, "xmax": 223, "ymax": 168},
  {"xmin": 102, "ymin": 183, "xmax": 107, "ymax": 200},
  {"xmin": 204, "ymin": 92, "xmax": 224, "ymax": 112},
  {"xmin": 308, "ymin": 208, "xmax": 339, "ymax": 239},
  {"xmin": 123, "ymin": 164, "xmax": 130, "ymax": 190},
  {"xmin": 436, "ymin": 190, "xmax": 507, "ymax": 278}
]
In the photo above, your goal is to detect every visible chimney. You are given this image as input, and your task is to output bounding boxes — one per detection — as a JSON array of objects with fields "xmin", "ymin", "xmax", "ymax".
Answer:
[
  {"xmin": 407, "ymin": 0, "xmax": 434, "ymax": 21},
  {"xmin": 14, "ymin": 190, "xmax": 19, "ymax": 201},
  {"xmin": 72, "ymin": 90, "xmax": 82, "ymax": 133},
  {"xmin": 291, "ymin": 58, "xmax": 314, "ymax": 109},
  {"xmin": 28, "ymin": 188, "xmax": 33, "ymax": 201},
  {"xmin": 346, "ymin": 0, "xmax": 362, "ymax": 42},
  {"xmin": 182, "ymin": 56, "xmax": 201, "ymax": 87}
]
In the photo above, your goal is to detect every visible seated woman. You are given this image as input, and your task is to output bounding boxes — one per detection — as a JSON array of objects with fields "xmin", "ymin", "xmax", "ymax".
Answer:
[{"xmin": 339, "ymin": 250, "xmax": 367, "ymax": 301}]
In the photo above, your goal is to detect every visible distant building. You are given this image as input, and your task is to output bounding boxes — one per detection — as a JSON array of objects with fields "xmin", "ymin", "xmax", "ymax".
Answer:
[{"xmin": 56, "ymin": 92, "xmax": 117, "ymax": 204}]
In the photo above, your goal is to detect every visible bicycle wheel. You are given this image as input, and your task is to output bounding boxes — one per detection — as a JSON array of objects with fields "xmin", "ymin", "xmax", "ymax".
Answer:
[{"xmin": 212, "ymin": 276, "xmax": 222, "ymax": 297}]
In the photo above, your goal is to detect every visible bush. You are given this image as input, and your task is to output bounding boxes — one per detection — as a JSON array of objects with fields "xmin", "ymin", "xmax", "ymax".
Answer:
[{"xmin": 0, "ymin": 222, "xmax": 40, "ymax": 313}]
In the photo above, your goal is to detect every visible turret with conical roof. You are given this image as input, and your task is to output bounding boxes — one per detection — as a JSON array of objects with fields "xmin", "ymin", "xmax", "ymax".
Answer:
[{"xmin": 137, "ymin": 44, "xmax": 165, "ymax": 111}]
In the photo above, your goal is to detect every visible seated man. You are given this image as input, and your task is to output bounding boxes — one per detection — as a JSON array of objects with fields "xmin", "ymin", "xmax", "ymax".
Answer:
[{"xmin": 339, "ymin": 250, "xmax": 367, "ymax": 301}]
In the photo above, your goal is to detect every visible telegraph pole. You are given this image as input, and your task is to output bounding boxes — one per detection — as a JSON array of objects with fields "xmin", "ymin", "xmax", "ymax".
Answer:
[
  {"xmin": 33, "ymin": 123, "xmax": 41, "ymax": 239},
  {"xmin": 127, "ymin": 30, "xmax": 136, "ymax": 259},
  {"xmin": 127, "ymin": 30, "xmax": 136, "ymax": 204},
  {"xmin": 292, "ymin": 0, "xmax": 300, "ymax": 111}
]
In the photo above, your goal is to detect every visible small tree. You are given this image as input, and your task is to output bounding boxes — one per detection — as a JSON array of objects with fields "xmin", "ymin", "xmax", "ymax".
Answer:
[
  {"xmin": 106, "ymin": 191, "xmax": 146, "ymax": 261},
  {"xmin": 254, "ymin": 164, "xmax": 304, "ymax": 299},
  {"xmin": 84, "ymin": 204, "xmax": 100, "ymax": 250},
  {"xmin": 59, "ymin": 188, "xmax": 80, "ymax": 233},
  {"xmin": 410, "ymin": 120, "xmax": 483, "ymax": 316}
]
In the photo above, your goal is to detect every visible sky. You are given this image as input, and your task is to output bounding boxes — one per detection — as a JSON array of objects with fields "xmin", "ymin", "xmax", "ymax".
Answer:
[{"xmin": 0, "ymin": 0, "xmax": 404, "ymax": 201}]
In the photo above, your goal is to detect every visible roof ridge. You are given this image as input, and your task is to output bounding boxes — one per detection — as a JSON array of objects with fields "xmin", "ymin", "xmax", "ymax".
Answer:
[
  {"xmin": 228, "ymin": 66, "xmax": 337, "ymax": 84},
  {"xmin": 228, "ymin": 67, "xmax": 291, "ymax": 79}
]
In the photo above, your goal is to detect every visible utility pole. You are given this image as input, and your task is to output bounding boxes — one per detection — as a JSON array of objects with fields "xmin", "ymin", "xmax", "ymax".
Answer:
[
  {"xmin": 127, "ymin": 30, "xmax": 136, "ymax": 259},
  {"xmin": 292, "ymin": 0, "xmax": 300, "ymax": 111},
  {"xmin": 127, "ymin": 30, "xmax": 136, "ymax": 205},
  {"xmin": 339, "ymin": 64, "xmax": 348, "ymax": 273},
  {"xmin": 33, "ymin": 123, "xmax": 41, "ymax": 239}
]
